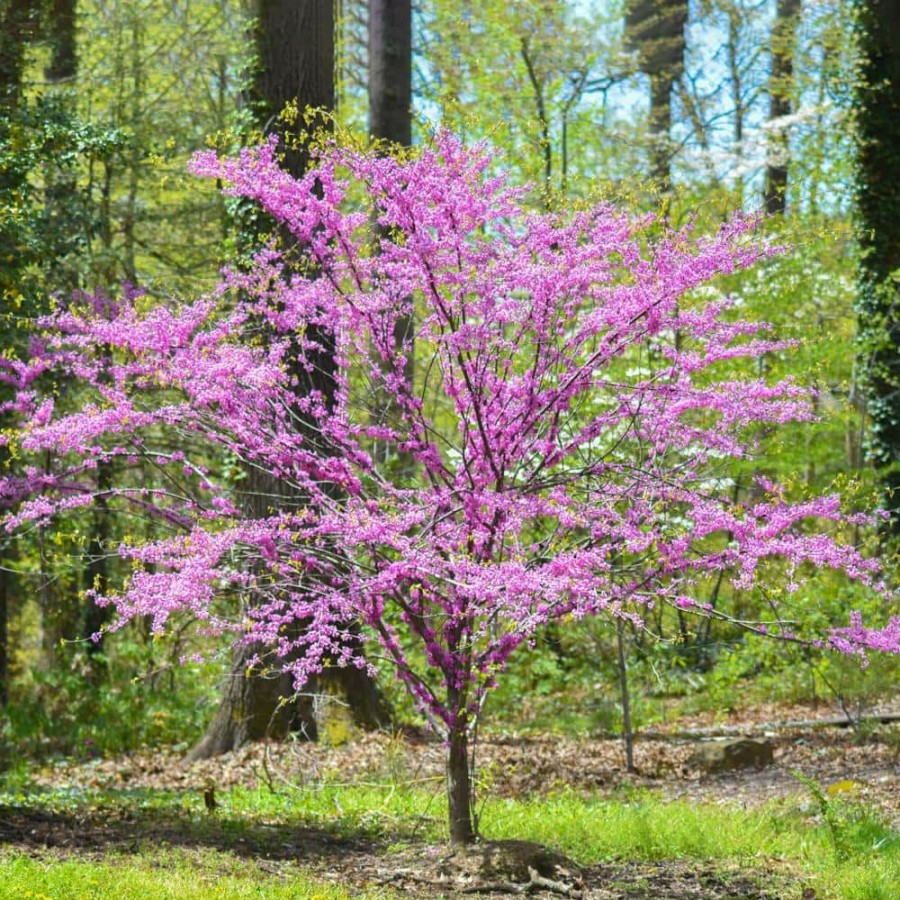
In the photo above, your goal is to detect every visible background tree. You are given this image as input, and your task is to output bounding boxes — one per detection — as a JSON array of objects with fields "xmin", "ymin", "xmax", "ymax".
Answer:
[
  {"xmin": 418, "ymin": 0, "xmax": 627, "ymax": 200},
  {"xmin": 0, "ymin": 0, "xmax": 35, "ymax": 709},
  {"xmin": 188, "ymin": 0, "xmax": 390, "ymax": 760},
  {"xmin": 0, "ymin": 0, "xmax": 245, "ymax": 745},
  {"xmin": 763, "ymin": 0, "xmax": 801, "ymax": 214},
  {"xmin": 368, "ymin": 0, "xmax": 411, "ymax": 147},
  {"xmin": 625, "ymin": 0, "xmax": 689, "ymax": 186},
  {"xmin": 855, "ymin": 0, "xmax": 900, "ymax": 535},
  {"xmin": 45, "ymin": 0, "xmax": 77, "ymax": 83}
]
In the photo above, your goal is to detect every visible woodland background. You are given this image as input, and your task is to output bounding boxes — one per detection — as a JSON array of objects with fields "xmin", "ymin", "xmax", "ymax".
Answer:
[
  {"xmin": 0, "ymin": 3, "xmax": 898, "ymax": 896},
  {"xmin": 1, "ymin": 0, "xmax": 896, "ymax": 756}
]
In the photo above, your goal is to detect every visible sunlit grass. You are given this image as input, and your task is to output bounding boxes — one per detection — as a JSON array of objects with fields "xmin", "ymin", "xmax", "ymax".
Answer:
[
  {"xmin": 1, "ymin": 778, "xmax": 897, "ymax": 899},
  {"xmin": 0, "ymin": 849, "xmax": 383, "ymax": 899}
]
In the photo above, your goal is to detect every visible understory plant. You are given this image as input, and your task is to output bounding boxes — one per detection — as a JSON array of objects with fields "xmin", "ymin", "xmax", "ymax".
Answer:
[{"xmin": 2, "ymin": 133, "xmax": 898, "ymax": 843}]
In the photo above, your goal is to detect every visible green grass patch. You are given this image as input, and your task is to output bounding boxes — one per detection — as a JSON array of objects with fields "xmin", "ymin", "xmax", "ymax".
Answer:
[
  {"xmin": 480, "ymin": 788, "xmax": 899, "ymax": 899},
  {"xmin": 1, "ymin": 779, "xmax": 897, "ymax": 899},
  {"xmin": 0, "ymin": 848, "xmax": 378, "ymax": 900}
]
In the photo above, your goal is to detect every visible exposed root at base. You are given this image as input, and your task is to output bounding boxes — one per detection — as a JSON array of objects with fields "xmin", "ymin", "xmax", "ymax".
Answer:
[
  {"xmin": 436, "ymin": 839, "xmax": 584, "ymax": 897},
  {"xmin": 459, "ymin": 864, "xmax": 583, "ymax": 896}
]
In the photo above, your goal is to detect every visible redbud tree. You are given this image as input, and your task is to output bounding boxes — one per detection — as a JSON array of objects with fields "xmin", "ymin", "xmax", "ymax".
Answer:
[{"xmin": 2, "ymin": 135, "xmax": 898, "ymax": 844}]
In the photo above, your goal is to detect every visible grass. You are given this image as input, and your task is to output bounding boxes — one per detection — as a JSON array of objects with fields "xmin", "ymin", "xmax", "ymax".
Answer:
[
  {"xmin": 483, "ymin": 789, "xmax": 899, "ymax": 900},
  {"xmin": 0, "ymin": 850, "xmax": 378, "ymax": 900},
  {"xmin": 1, "ymin": 776, "xmax": 897, "ymax": 899}
]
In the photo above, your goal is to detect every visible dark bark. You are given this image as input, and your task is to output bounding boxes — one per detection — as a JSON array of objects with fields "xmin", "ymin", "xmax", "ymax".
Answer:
[
  {"xmin": 624, "ymin": 0, "xmax": 688, "ymax": 187},
  {"xmin": 0, "ymin": 545, "xmax": 11, "ymax": 708},
  {"xmin": 0, "ymin": 0, "xmax": 35, "ymax": 109},
  {"xmin": 368, "ymin": 0, "xmax": 411, "ymax": 147},
  {"xmin": 616, "ymin": 620, "xmax": 635, "ymax": 773},
  {"xmin": 82, "ymin": 460, "xmax": 111, "ymax": 668},
  {"xmin": 185, "ymin": 644, "xmax": 313, "ymax": 761},
  {"xmin": 648, "ymin": 73, "xmax": 674, "ymax": 187},
  {"xmin": 190, "ymin": 0, "xmax": 390, "ymax": 760},
  {"xmin": 0, "ymin": 2, "xmax": 35, "ymax": 704},
  {"xmin": 0, "ymin": 0, "xmax": 32, "ymax": 706},
  {"xmin": 763, "ymin": 0, "xmax": 800, "ymax": 216},
  {"xmin": 187, "ymin": 640, "xmax": 393, "ymax": 761},
  {"xmin": 856, "ymin": 0, "xmax": 900, "ymax": 534},
  {"xmin": 44, "ymin": 0, "xmax": 77, "ymax": 83},
  {"xmin": 250, "ymin": 0, "xmax": 334, "ymax": 179},
  {"xmin": 447, "ymin": 725, "xmax": 476, "ymax": 844},
  {"xmin": 368, "ymin": 0, "xmax": 414, "ymax": 469}
]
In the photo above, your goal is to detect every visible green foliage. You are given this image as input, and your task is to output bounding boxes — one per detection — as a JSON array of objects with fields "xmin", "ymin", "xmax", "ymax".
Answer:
[
  {"xmin": 0, "ymin": 626, "xmax": 224, "ymax": 761},
  {"xmin": 0, "ymin": 94, "xmax": 125, "ymax": 302},
  {"xmin": 418, "ymin": 0, "xmax": 641, "ymax": 199},
  {"xmin": 792, "ymin": 770, "xmax": 853, "ymax": 861},
  {"xmin": 854, "ymin": 0, "xmax": 900, "ymax": 527}
]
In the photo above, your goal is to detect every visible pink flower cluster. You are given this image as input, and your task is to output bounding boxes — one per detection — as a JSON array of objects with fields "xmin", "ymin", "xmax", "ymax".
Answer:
[{"xmin": 2, "ymin": 133, "xmax": 896, "ymax": 735}]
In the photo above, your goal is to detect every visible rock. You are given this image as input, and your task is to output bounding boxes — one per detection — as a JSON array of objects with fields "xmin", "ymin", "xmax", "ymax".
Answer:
[{"xmin": 687, "ymin": 738, "xmax": 774, "ymax": 773}]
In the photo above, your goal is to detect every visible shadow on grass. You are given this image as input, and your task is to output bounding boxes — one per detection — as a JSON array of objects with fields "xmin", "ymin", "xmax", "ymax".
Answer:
[
  {"xmin": 0, "ymin": 791, "xmax": 794, "ymax": 899},
  {"xmin": 0, "ymin": 795, "xmax": 381, "ymax": 865}
]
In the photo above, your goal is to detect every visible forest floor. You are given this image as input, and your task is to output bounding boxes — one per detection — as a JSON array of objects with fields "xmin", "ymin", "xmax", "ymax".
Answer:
[
  {"xmin": 25, "ymin": 699, "xmax": 900, "ymax": 827},
  {"xmin": 2, "ymin": 700, "xmax": 899, "ymax": 898}
]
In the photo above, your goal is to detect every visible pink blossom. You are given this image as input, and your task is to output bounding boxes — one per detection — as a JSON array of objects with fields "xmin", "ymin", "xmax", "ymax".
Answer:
[{"xmin": 0, "ymin": 132, "xmax": 896, "ymax": 741}]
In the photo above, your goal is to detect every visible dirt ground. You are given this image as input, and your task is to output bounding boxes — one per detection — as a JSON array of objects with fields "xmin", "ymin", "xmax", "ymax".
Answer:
[{"xmin": 3, "ymin": 701, "xmax": 898, "ymax": 898}]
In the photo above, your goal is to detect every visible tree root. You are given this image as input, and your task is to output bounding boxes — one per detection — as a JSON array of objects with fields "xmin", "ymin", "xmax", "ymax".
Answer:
[{"xmin": 459, "ymin": 865, "xmax": 583, "ymax": 896}]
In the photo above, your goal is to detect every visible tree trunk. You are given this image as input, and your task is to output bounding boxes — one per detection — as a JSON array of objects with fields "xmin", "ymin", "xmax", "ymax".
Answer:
[
  {"xmin": 0, "ymin": 545, "xmax": 11, "ymax": 708},
  {"xmin": 0, "ymin": 0, "xmax": 34, "ymax": 707},
  {"xmin": 186, "ymin": 642, "xmax": 313, "ymax": 761},
  {"xmin": 0, "ymin": 0, "xmax": 34, "ymax": 110},
  {"xmin": 616, "ymin": 620, "xmax": 636, "ymax": 773},
  {"xmin": 763, "ymin": 0, "xmax": 800, "ymax": 215},
  {"xmin": 251, "ymin": 0, "xmax": 334, "ymax": 179},
  {"xmin": 368, "ymin": 0, "xmax": 411, "ymax": 147},
  {"xmin": 624, "ymin": 0, "xmax": 688, "ymax": 188},
  {"xmin": 44, "ymin": 0, "xmax": 77, "ymax": 83},
  {"xmin": 82, "ymin": 459, "xmax": 111, "ymax": 672},
  {"xmin": 856, "ymin": 0, "xmax": 900, "ymax": 534},
  {"xmin": 368, "ymin": 0, "xmax": 414, "ymax": 469},
  {"xmin": 190, "ymin": 0, "xmax": 390, "ymax": 759},
  {"xmin": 649, "ymin": 73, "xmax": 674, "ymax": 187},
  {"xmin": 447, "ymin": 725, "xmax": 476, "ymax": 845}
]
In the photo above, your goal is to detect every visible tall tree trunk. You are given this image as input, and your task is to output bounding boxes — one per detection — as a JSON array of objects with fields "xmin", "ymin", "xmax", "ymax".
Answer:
[
  {"xmin": 185, "ymin": 652, "xmax": 314, "ymax": 760},
  {"xmin": 368, "ymin": 0, "xmax": 411, "ymax": 147},
  {"xmin": 764, "ymin": 0, "xmax": 801, "ymax": 215},
  {"xmin": 82, "ymin": 460, "xmax": 111, "ymax": 671},
  {"xmin": 616, "ymin": 620, "xmax": 636, "ymax": 773},
  {"xmin": 44, "ymin": 0, "xmax": 77, "ymax": 83},
  {"xmin": 0, "ymin": 1, "xmax": 34, "ymax": 708},
  {"xmin": 43, "ymin": 0, "xmax": 107, "ymax": 658},
  {"xmin": 447, "ymin": 685, "xmax": 476, "ymax": 845},
  {"xmin": 624, "ymin": 0, "xmax": 688, "ymax": 189},
  {"xmin": 0, "ymin": 543, "xmax": 11, "ymax": 708},
  {"xmin": 0, "ymin": 0, "xmax": 33, "ymax": 110},
  {"xmin": 856, "ymin": 0, "xmax": 900, "ymax": 534},
  {"xmin": 251, "ymin": 0, "xmax": 334, "ymax": 178},
  {"xmin": 368, "ymin": 0, "xmax": 414, "ymax": 469},
  {"xmin": 190, "ymin": 0, "xmax": 390, "ymax": 760},
  {"xmin": 648, "ymin": 72, "xmax": 675, "ymax": 186}
]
